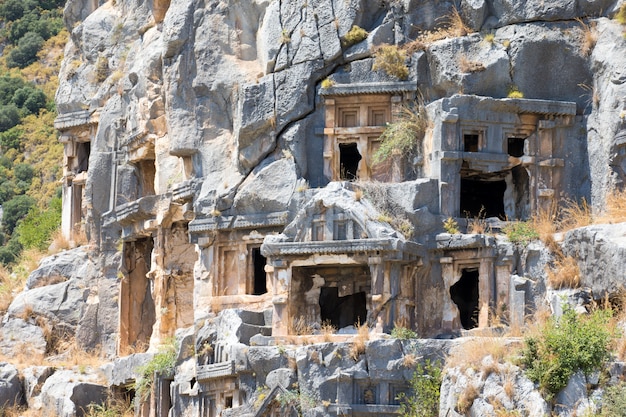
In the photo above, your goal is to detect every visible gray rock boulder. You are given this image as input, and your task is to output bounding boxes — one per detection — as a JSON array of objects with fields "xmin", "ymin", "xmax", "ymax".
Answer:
[
  {"xmin": 0, "ymin": 318, "xmax": 47, "ymax": 357},
  {"xmin": 40, "ymin": 370, "xmax": 108, "ymax": 417},
  {"xmin": 22, "ymin": 366, "xmax": 55, "ymax": 409},
  {"xmin": 0, "ymin": 362, "xmax": 23, "ymax": 408},
  {"xmin": 562, "ymin": 223, "xmax": 626, "ymax": 297},
  {"xmin": 25, "ymin": 247, "xmax": 92, "ymax": 290}
]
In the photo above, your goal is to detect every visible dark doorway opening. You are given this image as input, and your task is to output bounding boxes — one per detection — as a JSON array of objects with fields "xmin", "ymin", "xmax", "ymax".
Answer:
[
  {"xmin": 319, "ymin": 287, "xmax": 367, "ymax": 329},
  {"xmin": 507, "ymin": 137, "xmax": 525, "ymax": 157},
  {"xmin": 464, "ymin": 134, "xmax": 479, "ymax": 152},
  {"xmin": 450, "ymin": 268, "xmax": 479, "ymax": 330},
  {"xmin": 251, "ymin": 247, "xmax": 267, "ymax": 295},
  {"xmin": 339, "ymin": 143, "xmax": 361, "ymax": 180},
  {"xmin": 77, "ymin": 141, "xmax": 90, "ymax": 173},
  {"xmin": 460, "ymin": 177, "xmax": 506, "ymax": 218}
]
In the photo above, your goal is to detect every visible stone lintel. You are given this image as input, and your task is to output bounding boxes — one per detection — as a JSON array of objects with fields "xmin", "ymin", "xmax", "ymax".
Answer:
[
  {"xmin": 54, "ymin": 109, "xmax": 99, "ymax": 130},
  {"xmin": 115, "ymin": 195, "xmax": 160, "ymax": 226},
  {"xmin": 188, "ymin": 211, "xmax": 288, "ymax": 234},
  {"xmin": 262, "ymin": 238, "xmax": 420, "ymax": 257},
  {"xmin": 320, "ymin": 81, "xmax": 417, "ymax": 96},
  {"xmin": 172, "ymin": 179, "xmax": 199, "ymax": 203},
  {"xmin": 196, "ymin": 361, "xmax": 236, "ymax": 381},
  {"xmin": 435, "ymin": 233, "xmax": 496, "ymax": 249}
]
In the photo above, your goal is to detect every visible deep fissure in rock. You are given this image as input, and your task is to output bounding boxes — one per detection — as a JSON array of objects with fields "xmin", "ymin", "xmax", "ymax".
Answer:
[{"xmin": 450, "ymin": 268, "xmax": 479, "ymax": 330}]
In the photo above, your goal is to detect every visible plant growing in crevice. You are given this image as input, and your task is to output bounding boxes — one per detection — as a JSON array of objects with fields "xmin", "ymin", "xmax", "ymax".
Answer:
[
  {"xmin": 503, "ymin": 221, "xmax": 539, "ymax": 245},
  {"xmin": 373, "ymin": 101, "xmax": 427, "ymax": 164},
  {"xmin": 397, "ymin": 359, "xmax": 442, "ymax": 417},
  {"xmin": 575, "ymin": 17, "xmax": 597, "ymax": 56},
  {"xmin": 443, "ymin": 217, "xmax": 460, "ymax": 234},
  {"xmin": 520, "ymin": 305, "xmax": 614, "ymax": 401},
  {"xmin": 343, "ymin": 25, "xmax": 368, "ymax": 46},
  {"xmin": 372, "ymin": 44, "xmax": 409, "ymax": 80},
  {"xmin": 507, "ymin": 86, "xmax": 523, "ymax": 98},
  {"xmin": 134, "ymin": 337, "xmax": 178, "ymax": 402}
]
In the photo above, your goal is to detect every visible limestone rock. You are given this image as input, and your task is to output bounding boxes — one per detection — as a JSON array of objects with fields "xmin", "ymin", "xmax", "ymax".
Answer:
[
  {"xmin": 562, "ymin": 223, "xmax": 626, "ymax": 296},
  {"xmin": 0, "ymin": 318, "xmax": 47, "ymax": 357},
  {"xmin": 0, "ymin": 362, "xmax": 23, "ymax": 409},
  {"xmin": 22, "ymin": 366, "xmax": 55, "ymax": 410},
  {"xmin": 40, "ymin": 370, "xmax": 108, "ymax": 417}
]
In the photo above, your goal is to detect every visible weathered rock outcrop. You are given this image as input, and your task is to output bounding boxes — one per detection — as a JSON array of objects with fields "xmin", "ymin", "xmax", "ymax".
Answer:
[{"xmin": 1, "ymin": 0, "xmax": 625, "ymax": 416}]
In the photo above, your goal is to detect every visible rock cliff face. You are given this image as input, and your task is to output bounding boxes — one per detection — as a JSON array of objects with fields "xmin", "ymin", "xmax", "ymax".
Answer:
[{"xmin": 2, "ymin": 0, "xmax": 626, "ymax": 416}]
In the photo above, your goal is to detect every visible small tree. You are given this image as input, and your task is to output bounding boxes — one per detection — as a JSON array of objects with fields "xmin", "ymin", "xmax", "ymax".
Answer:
[
  {"xmin": 398, "ymin": 360, "xmax": 442, "ymax": 417},
  {"xmin": 521, "ymin": 305, "xmax": 614, "ymax": 400}
]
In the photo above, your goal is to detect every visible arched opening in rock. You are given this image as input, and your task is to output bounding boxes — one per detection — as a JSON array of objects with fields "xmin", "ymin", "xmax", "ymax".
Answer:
[
  {"xmin": 339, "ymin": 143, "xmax": 361, "ymax": 180},
  {"xmin": 460, "ymin": 176, "xmax": 506, "ymax": 219},
  {"xmin": 450, "ymin": 268, "xmax": 479, "ymax": 330},
  {"xmin": 319, "ymin": 287, "xmax": 367, "ymax": 329},
  {"xmin": 251, "ymin": 247, "xmax": 267, "ymax": 295}
]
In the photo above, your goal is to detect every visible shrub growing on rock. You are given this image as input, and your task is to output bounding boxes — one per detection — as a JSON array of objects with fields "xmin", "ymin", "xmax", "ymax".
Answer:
[
  {"xmin": 521, "ymin": 306, "xmax": 614, "ymax": 400},
  {"xmin": 398, "ymin": 360, "xmax": 442, "ymax": 417}
]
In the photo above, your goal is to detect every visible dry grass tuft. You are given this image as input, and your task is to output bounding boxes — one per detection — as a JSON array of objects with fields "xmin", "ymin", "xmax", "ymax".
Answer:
[
  {"xmin": 349, "ymin": 322, "xmax": 370, "ymax": 361},
  {"xmin": 546, "ymin": 255, "xmax": 581, "ymax": 289},
  {"xmin": 503, "ymin": 371, "xmax": 515, "ymax": 399},
  {"xmin": 403, "ymin": 7, "xmax": 473, "ymax": 53},
  {"xmin": 559, "ymin": 198, "xmax": 593, "ymax": 231},
  {"xmin": 372, "ymin": 44, "xmax": 409, "ymax": 80},
  {"xmin": 320, "ymin": 320, "xmax": 337, "ymax": 342},
  {"xmin": 402, "ymin": 353, "xmax": 419, "ymax": 368},
  {"xmin": 532, "ymin": 206, "xmax": 560, "ymax": 251},
  {"xmin": 598, "ymin": 187, "xmax": 626, "ymax": 223},
  {"xmin": 466, "ymin": 207, "xmax": 488, "ymax": 234},
  {"xmin": 290, "ymin": 316, "xmax": 314, "ymax": 336},
  {"xmin": 576, "ymin": 18, "xmax": 597, "ymax": 56},
  {"xmin": 459, "ymin": 55, "xmax": 485, "ymax": 73},
  {"xmin": 446, "ymin": 337, "xmax": 507, "ymax": 371},
  {"xmin": 49, "ymin": 229, "xmax": 71, "ymax": 252},
  {"xmin": 456, "ymin": 383, "xmax": 480, "ymax": 414}
]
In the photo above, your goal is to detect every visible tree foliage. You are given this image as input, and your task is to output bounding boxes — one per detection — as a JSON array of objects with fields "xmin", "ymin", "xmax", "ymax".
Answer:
[
  {"xmin": 521, "ymin": 306, "xmax": 615, "ymax": 400},
  {"xmin": 16, "ymin": 196, "xmax": 61, "ymax": 250},
  {"xmin": 398, "ymin": 360, "xmax": 442, "ymax": 417}
]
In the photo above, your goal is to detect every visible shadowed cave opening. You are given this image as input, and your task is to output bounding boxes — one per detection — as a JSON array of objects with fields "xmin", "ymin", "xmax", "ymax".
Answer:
[
  {"xmin": 339, "ymin": 143, "xmax": 361, "ymax": 180},
  {"xmin": 450, "ymin": 268, "xmax": 479, "ymax": 330},
  {"xmin": 251, "ymin": 247, "xmax": 267, "ymax": 295},
  {"xmin": 460, "ymin": 177, "xmax": 506, "ymax": 219},
  {"xmin": 319, "ymin": 287, "xmax": 367, "ymax": 329}
]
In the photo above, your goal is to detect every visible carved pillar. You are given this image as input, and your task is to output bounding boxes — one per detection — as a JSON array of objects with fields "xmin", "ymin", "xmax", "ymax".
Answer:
[
  {"xmin": 478, "ymin": 257, "xmax": 492, "ymax": 328},
  {"xmin": 323, "ymin": 98, "xmax": 335, "ymax": 182},
  {"xmin": 271, "ymin": 262, "xmax": 290, "ymax": 336},
  {"xmin": 440, "ymin": 257, "xmax": 459, "ymax": 332}
]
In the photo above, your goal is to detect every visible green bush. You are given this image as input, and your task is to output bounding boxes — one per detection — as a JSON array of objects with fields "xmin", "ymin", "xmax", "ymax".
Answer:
[
  {"xmin": 521, "ymin": 306, "xmax": 614, "ymax": 400},
  {"xmin": 2, "ymin": 194, "xmax": 36, "ymax": 234},
  {"xmin": 7, "ymin": 31, "xmax": 45, "ymax": 68},
  {"xmin": 135, "ymin": 338, "xmax": 178, "ymax": 401},
  {"xmin": 601, "ymin": 382, "xmax": 626, "ymax": 417},
  {"xmin": 398, "ymin": 360, "xmax": 442, "ymax": 417},
  {"xmin": 16, "ymin": 196, "xmax": 61, "ymax": 250},
  {"xmin": 503, "ymin": 221, "xmax": 539, "ymax": 244},
  {"xmin": 391, "ymin": 326, "xmax": 418, "ymax": 339},
  {"xmin": 0, "ymin": 105, "xmax": 21, "ymax": 132}
]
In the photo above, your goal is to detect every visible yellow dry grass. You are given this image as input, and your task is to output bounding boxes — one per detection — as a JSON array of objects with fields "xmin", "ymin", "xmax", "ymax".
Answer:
[
  {"xmin": 446, "ymin": 337, "xmax": 508, "ymax": 371},
  {"xmin": 456, "ymin": 383, "xmax": 479, "ymax": 414},
  {"xmin": 576, "ymin": 18, "xmax": 597, "ymax": 56},
  {"xmin": 349, "ymin": 322, "xmax": 370, "ymax": 361},
  {"xmin": 403, "ymin": 7, "xmax": 473, "ymax": 53},
  {"xmin": 546, "ymin": 255, "xmax": 581, "ymax": 289},
  {"xmin": 459, "ymin": 55, "xmax": 486, "ymax": 73}
]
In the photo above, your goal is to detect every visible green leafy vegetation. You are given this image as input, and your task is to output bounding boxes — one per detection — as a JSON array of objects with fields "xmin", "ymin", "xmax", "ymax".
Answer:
[
  {"xmin": 503, "ymin": 221, "xmax": 539, "ymax": 244},
  {"xmin": 135, "ymin": 338, "xmax": 178, "ymax": 401},
  {"xmin": 521, "ymin": 306, "xmax": 614, "ymax": 400},
  {"xmin": 615, "ymin": 3, "xmax": 626, "ymax": 25},
  {"xmin": 0, "ymin": 3, "xmax": 66, "ymax": 267},
  {"xmin": 373, "ymin": 102, "xmax": 427, "ymax": 164},
  {"xmin": 397, "ymin": 360, "xmax": 442, "ymax": 417},
  {"xmin": 600, "ymin": 382, "xmax": 626, "ymax": 417},
  {"xmin": 443, "ymin": 217, "xmax": 460, "ymax": 234},
  {"xmin": 391, "ymin": 325, "xmax": 418, "ymax": 339}
]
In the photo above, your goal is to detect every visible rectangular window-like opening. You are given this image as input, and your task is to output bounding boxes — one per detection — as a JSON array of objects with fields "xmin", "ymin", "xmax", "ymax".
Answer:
[
  {"xmin": 224, "ymin": 396, "xmax": 233, "ymax": 409},
  {"xmin": 460, "ymin": 176, "xmax": 506, "ymax": 219},
  {"xmin": 339, "ymin": 142, "xmax": 361, "ymax": 180},
  {"xmin": 251, "ymin": 247, "xmax": 267, "ymax": 295},
  {"xmin": 463, "ymin": 134, "xmax": 479, "ymax": 152},
  {"xmin": 507, "ymin": 137, "xmax": 525, "ymax": 157},
  {"xmin": 450, "ymin": 267, "xmax": 479, "ymax": 330},
  {"xmin": 76, "ymin": 141, "xmax": 90, "ymax": 173},
  {"xmin": 136, "ymin": 159, "xmax": 156, "ymax": 196}
]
